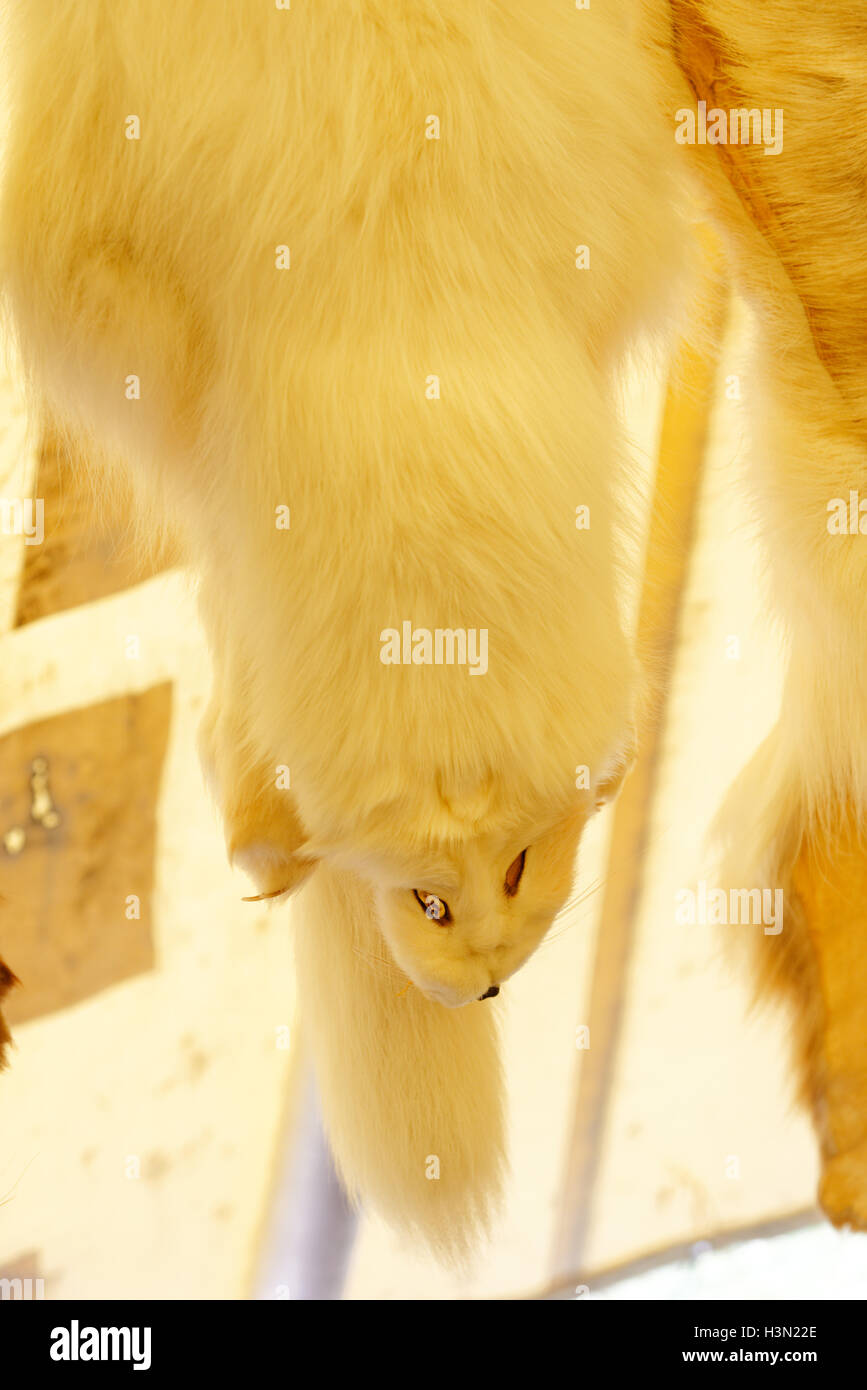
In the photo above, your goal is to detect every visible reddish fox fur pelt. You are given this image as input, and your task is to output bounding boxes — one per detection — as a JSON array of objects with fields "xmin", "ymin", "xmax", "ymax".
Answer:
[
  {"xmin": 1, "ymin": 0, "xmax": 864, "ymax": 1256},
  {"xmin": 657, "ymin": 0, "xmax": 867, "ymax": 1230}
]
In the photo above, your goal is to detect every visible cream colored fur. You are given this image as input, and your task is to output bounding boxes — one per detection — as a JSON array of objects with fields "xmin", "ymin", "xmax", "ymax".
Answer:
[
  {"xmin": 0, "ymin": 0, "xmax": 688, "ymax": 1257},
  {"xmin": 294, "ymin": 865, "xmax": 505, "ymax": 1261}
]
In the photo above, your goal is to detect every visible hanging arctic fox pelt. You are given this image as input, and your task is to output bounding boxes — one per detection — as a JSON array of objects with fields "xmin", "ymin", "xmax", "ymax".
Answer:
[{"xmin": 0, "ymin": 1, "xmax": 686, "ymax": 1258}]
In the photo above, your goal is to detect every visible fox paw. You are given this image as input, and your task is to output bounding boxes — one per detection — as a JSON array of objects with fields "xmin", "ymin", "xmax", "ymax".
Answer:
[{"xmin": 820, "ymin": 1144, "xmax": 867, "ymax": 1231}]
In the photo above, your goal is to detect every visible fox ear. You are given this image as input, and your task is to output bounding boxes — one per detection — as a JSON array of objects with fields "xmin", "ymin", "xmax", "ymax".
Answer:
[{"xmin": 594, "ymin": 735, "xmax": 637, "ymax": 809}]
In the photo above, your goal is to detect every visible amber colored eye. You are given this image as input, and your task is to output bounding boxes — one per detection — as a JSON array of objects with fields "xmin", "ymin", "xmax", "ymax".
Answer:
[
  {"xmin": 504, "ymin": 849, "xmax": 527, "ymax": 897},
  {"xmin": 414, "ymin": 889, "xmax": 451, "ymax": 923}
]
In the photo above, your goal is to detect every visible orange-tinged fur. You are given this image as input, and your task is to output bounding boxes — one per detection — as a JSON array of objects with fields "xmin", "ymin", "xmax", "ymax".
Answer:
[{"xmin": 654, "ymin": 0, "xmax": 867, "ymax": 1227}]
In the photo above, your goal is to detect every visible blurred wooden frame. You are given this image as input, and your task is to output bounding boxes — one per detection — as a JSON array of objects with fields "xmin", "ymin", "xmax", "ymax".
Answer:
[
  {"xmin": 0, "ymin": 685, "xmax": 172, "ymax": 1028},
  {"xmin": 0, "ymin": 407, "xmax": 174, "ymax": 1057},
  {"xmin": 15, "ymin": 427, "xmax": 169, "ymax": 627},
  {"xmin": 551, "ymin": 226, "xmax": 731, "ymax": 1280}
]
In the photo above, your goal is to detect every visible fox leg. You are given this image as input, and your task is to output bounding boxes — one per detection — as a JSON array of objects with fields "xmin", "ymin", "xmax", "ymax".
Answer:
[{"xmin": 197, "ymin": 617, "xmax": 313, "ymax": 902}]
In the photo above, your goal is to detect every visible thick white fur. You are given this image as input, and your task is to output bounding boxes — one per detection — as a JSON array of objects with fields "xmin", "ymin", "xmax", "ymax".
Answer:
[{"xmin": 1, "ymin": 0, "xmax": 688, "ymax": 1256}]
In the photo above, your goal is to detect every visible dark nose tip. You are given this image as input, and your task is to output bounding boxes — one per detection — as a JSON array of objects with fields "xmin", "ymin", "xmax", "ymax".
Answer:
[{"xmin": 478, "ymin": 985, "xmax": 500, "ymax": 1001}]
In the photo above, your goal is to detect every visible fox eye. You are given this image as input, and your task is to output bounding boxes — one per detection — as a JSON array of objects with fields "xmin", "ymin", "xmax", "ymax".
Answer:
[
  {"xmin": 504, "ymin": 848, "xmax": 527, "ymax": 897},
  {"xmin": 414, "ymin": 890, "xmax": 451, "ymax": 923}
]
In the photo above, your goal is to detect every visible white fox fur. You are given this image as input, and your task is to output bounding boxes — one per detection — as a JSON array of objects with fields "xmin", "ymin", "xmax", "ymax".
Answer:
[
  {"xmin": 0, "ymin": 0, "xmax": 685, "ymax": 1256},
  {"xmin": 7, "ymin": 0, "xmax": 863, "ymax": 1256}
]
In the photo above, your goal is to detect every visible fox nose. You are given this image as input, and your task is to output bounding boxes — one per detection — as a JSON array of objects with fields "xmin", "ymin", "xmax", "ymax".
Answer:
[{"xmin": 478, "ymin": 985, "xmax": 500, "ymax": 1001}]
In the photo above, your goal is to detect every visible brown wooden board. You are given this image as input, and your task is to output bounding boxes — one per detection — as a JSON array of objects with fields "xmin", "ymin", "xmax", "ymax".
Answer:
[
  {"xmin": 14, "ymin": 431, "xmax": 166, "ymax": 627},
  {"xmin": 0, "ymin": 683, "xmax": 172, "ymax": 1026}
]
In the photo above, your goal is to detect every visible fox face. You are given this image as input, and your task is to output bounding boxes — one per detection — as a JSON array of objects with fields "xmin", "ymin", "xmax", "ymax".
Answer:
[
  {"xmin": 372, "ymin": 813, "xmax": 590, "ymax": 1007},
  {"xmin": 209, "ymin": 682, "xmax": 632, "ymax": 1010}
]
